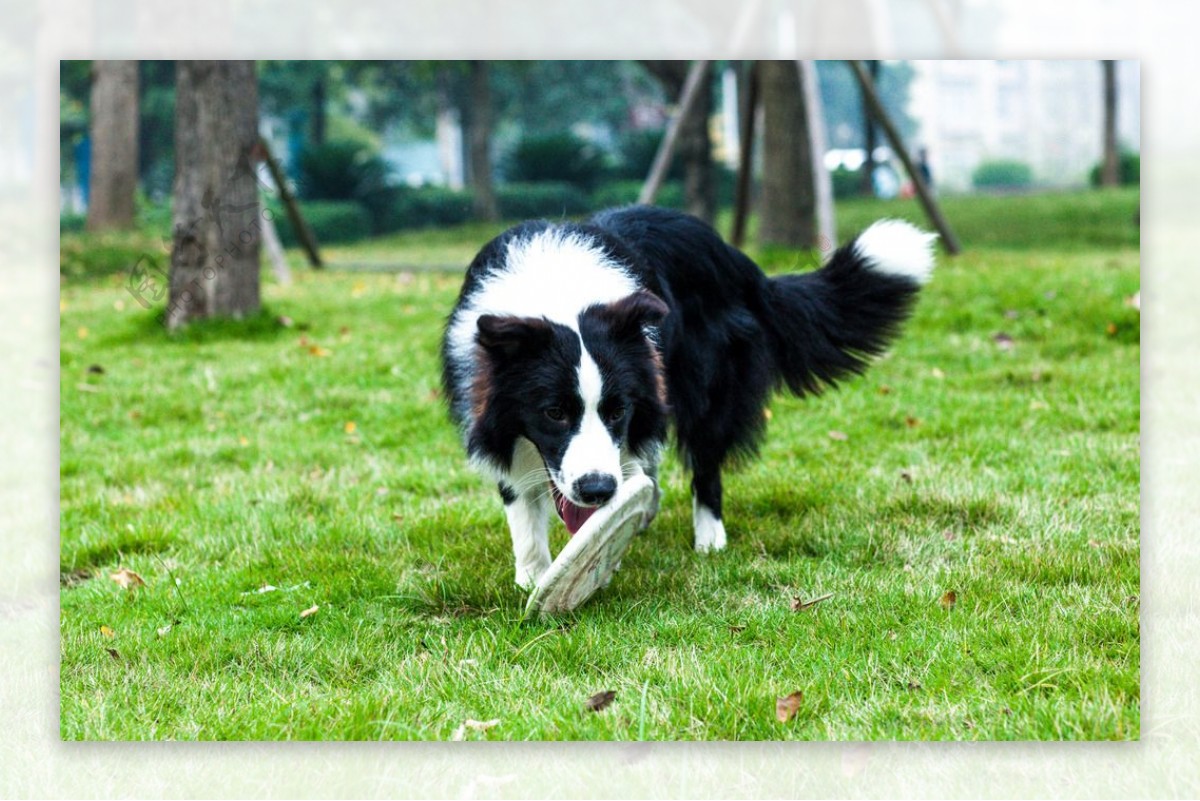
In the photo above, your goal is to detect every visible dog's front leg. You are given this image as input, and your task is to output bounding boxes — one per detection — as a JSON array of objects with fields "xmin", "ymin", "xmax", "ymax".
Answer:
[{"xmin": 503, "ymin": 487, "xmax": 552, "ymax": 590}]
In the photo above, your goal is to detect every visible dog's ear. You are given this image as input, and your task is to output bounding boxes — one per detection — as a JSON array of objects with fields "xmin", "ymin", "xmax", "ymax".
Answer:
[
  {"xmin": 591, "ymin": 291, "xmax": 669, "ymax": 340},
  {"xmin": 476, "ymin": 315, "xmax": 554, "ymax": 359}
]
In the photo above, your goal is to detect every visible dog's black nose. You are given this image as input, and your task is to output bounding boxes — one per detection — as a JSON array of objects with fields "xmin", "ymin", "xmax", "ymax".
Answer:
[{"xmin": 574, "ymin": 473, "xmax": 617, "ymax": 506}]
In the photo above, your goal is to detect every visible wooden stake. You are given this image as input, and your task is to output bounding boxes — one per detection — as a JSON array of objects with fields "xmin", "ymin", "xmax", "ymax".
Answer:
[
  {"xmin": 849, "ymin": 60, "xmax": 961, "ymax": 255},
  {"xmin": 257, "ymin": 136, "xmax": 323, "ymax": 268},
  {"xmin": 798, "ymin": 60, "xmax": 835, "ymax": 250},
  {"xmin": 639, "ymin": 60, "xmax": 710, "ymax": 206}
]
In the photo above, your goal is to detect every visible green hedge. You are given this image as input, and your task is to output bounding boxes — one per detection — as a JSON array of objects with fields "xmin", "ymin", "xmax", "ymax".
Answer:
[
  {"xmin": 503, "ymin": 132, "xmax": 608, "ymax": 191},
  {"xmin": 270, "ymin": 200, "xmax": 373, "ymax": 247},
  {"xmin": 497, "ymin": 182, "xmax": 591, "ymax": 219},
  {"xmin": 372, "ymin": 187, "xmax": 475, "ymax": 233},
  {"xmin": 60, "ymin": 213, "xmax": 87, "ymax": 234},
  {"xmin": 590, "ymin": 180, "xmax": 685, "ymax": 210},
  {"xmin": 972, "ymin": 159, "xmax": 1033, "ymax": 190}
]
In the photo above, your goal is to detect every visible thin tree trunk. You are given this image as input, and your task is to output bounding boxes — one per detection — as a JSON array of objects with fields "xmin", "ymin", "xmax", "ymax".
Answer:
[
  {"xmin": 640, "ymin": 61, "xmax": 715, "ymax": 224},
  {"xmin": 759, "ymin": 60, "xmax": 815, "ymax": 249},
  {"xmin": 87, "ymin": 60, "xmax": 139, "ymax": 231},
  {"xmin": 860, "ymin": 60, "xmax": 879, "ymax": 196},
  {"xmin": 166, "ymin": 60, "xmax": 261, "ymax": 329},
  {"xmin": 1101, "ymin": 60, "xmax": 1119, "ymax": 187},
  {"xmin": 468, "ymin": 61, "xmax": 499, "ymax": 222},
  {"xmin": 311, "ymin": 74, "xmax": 327, "ymax": 145}
]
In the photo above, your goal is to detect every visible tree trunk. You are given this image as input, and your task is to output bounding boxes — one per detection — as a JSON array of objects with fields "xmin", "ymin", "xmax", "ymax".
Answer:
[
  {"xmin": 166, "ymin": 60, "xmax": 261, "ymax": 329},
  {"xmin": 1101, "ymin": 60, "xmax": 1119, "ymax": 187},
  {"xmin": 759, "ymin": 60, "xmax": 815, "ymax": 249},
  {"xmin": 467, "ymin": 61, "xmax": 499, "ymax": 222},
  {"xmin": 311, "ymin": 74, "xmax": 327, "ymax": 145},
  {"xmin": 640, "ymin": 61, "xmax": 715, "ymax": 224},
  {"xmin": 87, "ymin": 60, "xmax": 139, "ymax": 231},
  {"xmin": 860, "ymin": 60, "xmax": 879, "ymax": 196}
]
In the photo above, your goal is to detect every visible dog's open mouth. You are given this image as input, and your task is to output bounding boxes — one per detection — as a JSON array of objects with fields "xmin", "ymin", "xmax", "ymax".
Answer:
[{"xmin": 551, "ymin": 485, "xmax": 600, "ymax": 536}]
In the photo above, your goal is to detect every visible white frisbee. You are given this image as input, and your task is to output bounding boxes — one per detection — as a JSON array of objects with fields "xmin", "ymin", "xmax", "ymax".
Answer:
[{"xmin": 524, "ymin": 474, "xmax": 655, "ymax": 616}]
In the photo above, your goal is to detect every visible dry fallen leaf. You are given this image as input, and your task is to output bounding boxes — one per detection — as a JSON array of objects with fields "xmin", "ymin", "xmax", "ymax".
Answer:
[
  {"xmin": 100, "ymin": 625, "xmax": 115, "ymax": 638},
  {"xmin": 300, "ymin": 604, "xmax": 319, "ymax": 619},
  {"xmin": 905, "ymin": 415, "xmax": 921, "ymax": 428},
  {"xmin": 344, "ymin": 421, "xmax": 357, "ymax": 434},
  {"xmin": 1105, "ymin": 322, "xmax": 1118, "ymax": 336},
  {"xmin": 907, "ymin": 680, "xmax": 922, "ymax": 690},
  {"xmin": 763, "ymin": 407, "xmax": 773, "ymax": 420},
  {"xmin": 87, "ymin": 364, "xmax": 105, "ymax": 375},
  {"xmin": 1088, "ymin": 539, "xmax": 1101, "ymax": 548},
  {"xmin": 790, "ymin": 592, "xmax": 834, "ymax": 612},
  {"xmin": 451, "ymin": 718, "xmax": 500, "ymax": 740},
  {"xmin": 106, "ymin": 647, "xmax": 121, "ymax": 661},
  {"xmin": 585, "ymin": 690, "xmax": 617, "ymax": 712},
  {"xmin": 878, "ymin": 384, "xmax": 893, "ymax": 395},
  {"xmin": 276, "ymin": 315, "xmax": 294, "ymax": 328},
  {"xmin": 308, "ymin": 344, "xmax": 332, "ymax": 357},
  {"xmin": 109, "ymin": 568, "xmax": 146, "ymax": 590},
  {"xmin": 939, "ymin": 590, "xmax": 958, "ymax": 610},
  {"xmin": 899, "ymin": 470, "xmax": 914, "ymax": 484},
  {"xmin": 776, "ymin": 691, "xmax": 804, "ymax": 722},
  {"xmin": 828, "ymin": 430, "xmax": 848, "ymax": 442}
]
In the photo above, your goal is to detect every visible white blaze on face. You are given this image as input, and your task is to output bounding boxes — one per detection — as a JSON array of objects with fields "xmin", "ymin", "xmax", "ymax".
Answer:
[{"xmin": 558, "ymin": 345, "xmax": 621, "ymax": 503}]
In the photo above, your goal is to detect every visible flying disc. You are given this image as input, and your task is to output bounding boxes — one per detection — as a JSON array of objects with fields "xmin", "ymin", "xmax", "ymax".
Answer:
[{"xmin": 524, "ymin": 473, "xmax": 655, "ymax": 616}]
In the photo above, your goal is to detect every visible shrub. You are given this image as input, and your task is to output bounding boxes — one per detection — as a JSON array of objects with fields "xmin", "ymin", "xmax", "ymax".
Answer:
[
  {"xmin": 1089, "ymin": 151, "xmax": 1140, "ymax": 187},
  {"xmin": 496, "ymin": 182, "xmax": 591, "ymax": 219},
  {"xmin": 270, "ymin": 200, "xmax": 372, "ymax": 247},
  {"xmin": 294, "ymin": 139, "xmax": 390, "ymax": 201},
  {"xmin": 831, "ymin": 165, "xmax": 865, "ymax": 199},
  {"xmin": 590, "ymin": 180, "xmax": 685, "ymax": 211},
  {"xmin": 611, "ymin": 129, "xmax": 682, "ymax": 181},
  {"xmin": 373, "ymin": 187, "xmax": 475, "ymax": 233},
  {"xmin": 503, "ymin": 132, "xmax": 608, "ymax": 191},
  {"xmin": 60, "ymin": 213, "xmax": 86, "ymax": 234},
  {"xmin": 972, "ymin": 159, "xmax": 1033, "ymax": 190}
]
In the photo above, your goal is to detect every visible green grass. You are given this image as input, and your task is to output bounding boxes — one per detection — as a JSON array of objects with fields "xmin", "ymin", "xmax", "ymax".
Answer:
[{"xmin": 59, "ymin": 188, "xmax": 1140, "ymax": 740}]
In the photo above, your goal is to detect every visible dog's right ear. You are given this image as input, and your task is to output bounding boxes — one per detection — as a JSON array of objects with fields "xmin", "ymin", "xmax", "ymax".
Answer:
[{"xmin": 476, "ymin": 315, "xmax": 554, "ymax": 359}]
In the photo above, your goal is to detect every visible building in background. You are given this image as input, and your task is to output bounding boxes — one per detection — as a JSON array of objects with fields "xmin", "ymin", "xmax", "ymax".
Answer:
[{"xmin": 907, "ymin": 59, "xmax": 1140, "ymax": 192}]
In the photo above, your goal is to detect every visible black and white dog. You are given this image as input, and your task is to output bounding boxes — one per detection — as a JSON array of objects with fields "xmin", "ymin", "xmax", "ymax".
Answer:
[{"xmin": 441, "ymin": 205, "xmax": 934, "ymax": 588}]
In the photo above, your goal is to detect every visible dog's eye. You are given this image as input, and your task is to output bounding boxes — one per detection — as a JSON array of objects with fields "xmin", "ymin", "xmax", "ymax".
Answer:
[
  {"xmin": 544, "ymin": 406, "xmax": 566, "ymax": 423},
  {"xmin": 605, "ymin": 406, "xmax": 626, "ymax": 423}
]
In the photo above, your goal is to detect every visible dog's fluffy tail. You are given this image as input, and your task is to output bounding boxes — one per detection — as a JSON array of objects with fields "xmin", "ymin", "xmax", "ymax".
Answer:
[{"xmin": 762, "ymin": 219, "xmax": 936, "ymax": 397}]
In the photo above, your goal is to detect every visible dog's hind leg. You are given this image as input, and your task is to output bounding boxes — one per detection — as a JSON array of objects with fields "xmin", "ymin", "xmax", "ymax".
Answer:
[
  {"xmin": 500, "ymin": 483, "xmax": 552, "ymax": 590},
  {"xmin": 691, "ymin": 466, "xmax": 727, "ymax": 553}
]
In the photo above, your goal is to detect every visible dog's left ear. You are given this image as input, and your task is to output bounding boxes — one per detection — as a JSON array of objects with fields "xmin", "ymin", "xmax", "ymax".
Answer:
[{"xmin": 590, "ymin": 291, "xmax": 669, "ymax": 341}]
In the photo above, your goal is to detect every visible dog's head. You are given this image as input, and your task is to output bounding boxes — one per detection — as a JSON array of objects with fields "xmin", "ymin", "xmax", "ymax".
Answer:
[{"xmin": 468, "ymin": 291, "xmax": 669, "ymax": 533}]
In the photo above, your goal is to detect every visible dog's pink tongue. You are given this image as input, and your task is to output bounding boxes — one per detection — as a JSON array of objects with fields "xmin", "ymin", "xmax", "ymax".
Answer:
[{"xmin": 557, "ymin": 496, "xmax": 599, "ymax": 536}]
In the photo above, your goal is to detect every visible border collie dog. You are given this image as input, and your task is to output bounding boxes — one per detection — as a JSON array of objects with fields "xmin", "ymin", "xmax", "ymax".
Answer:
[{"xmin": 441, "ymin": 206, "xmax": 934, "ymax": 588}]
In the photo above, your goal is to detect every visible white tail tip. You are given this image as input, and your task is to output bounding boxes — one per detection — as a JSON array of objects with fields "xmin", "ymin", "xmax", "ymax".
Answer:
[{"xmin": 853, "ymin": 219, "xmax": 937, "ymax": 285}]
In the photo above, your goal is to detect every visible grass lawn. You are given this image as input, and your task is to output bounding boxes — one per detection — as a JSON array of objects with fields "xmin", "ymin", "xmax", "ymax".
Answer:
[{"xmin": 59, "ymin": 189, "xmax": 1140, "ymax": 740}]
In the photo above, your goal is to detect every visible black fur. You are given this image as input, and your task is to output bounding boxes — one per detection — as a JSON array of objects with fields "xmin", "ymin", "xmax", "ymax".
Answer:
[{"xmin": 442, "ymin": 205, "xmax": 927, "ymax": 531}]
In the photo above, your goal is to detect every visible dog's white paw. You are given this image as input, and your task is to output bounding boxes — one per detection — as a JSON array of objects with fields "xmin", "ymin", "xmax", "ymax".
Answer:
[
  {"xmin": 515, "ymin": 557, "xmax": 550, "ymax": 590},
  {"xmin": 693, "ymin": 503, "xmax": 728, "ymax": 553}
]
